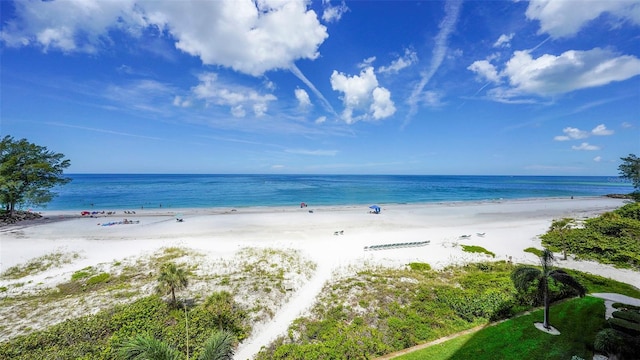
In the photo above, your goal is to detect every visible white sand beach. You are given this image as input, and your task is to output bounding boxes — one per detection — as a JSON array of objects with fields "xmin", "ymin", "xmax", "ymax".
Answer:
[{"xmin": 1, "ymin": 197, "xmax": 638, "ymax": 359}]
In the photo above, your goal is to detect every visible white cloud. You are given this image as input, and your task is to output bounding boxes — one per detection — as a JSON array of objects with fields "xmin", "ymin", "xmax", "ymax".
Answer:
[
  {"xmin": 473, "ymin": 48, "xmax": 640, "ymax": 101},
  {"xmin": 505, "ymin": 49, "xmax": 640, "ymax": 95},
  {"xmin": 2, "ymin": 0, "xmax": 329, "ymax": 76},
  {"xmin": 493, "ymin": 33, "xmax": 514, "ymax": 48},
  {"xmin": 622, "ymin": 122, "xmax": 634, "ymax": 128},
  {"xmin": 407, "ymin": 0, "xmax": 463, "ymax": 119},
  {"xmin": 591, "ymin": 124, "xmax": 614, "ymax": 136},
  {"xmin": 286, "ymin": 148, "xmax": 338, "ymax": 156},
  {"xmin": 572, "ymin": 142, "xmax": 600, "ymax": 151},
  {"xmin": 191, "ymin": 72, "xmax": 277, "ymax": 117},
  {"xmin": 467, "ymin": 60, "xmax": 500, "ymax": 83},
  {"xmin": 330, "ymin": 66, "xmax": 396, "ymax": 124},
  {"xmin": 370, "ymin": 87, "xmax": 396, "ymax": 119},
  {"xmin": 315, "ymin": 116, "xmax": 327, "ymax": 124},
  {"xmin": 526, "ymin": 0, "xmax": 640, "ymax": 39},
  {"xmin": 1, "ymin": 0, "xmax": 139, "ymax": 52},
  {"xmin": 593, "ymin": 156, "xmax": 602, "ymax": 162},
  {"xmin": 554, "ymin": 124, "xmax": 614, "ymax": 142},
  {"xmin": 322, "ymin": 0, "xmax": 349, "ymax": 23},
  {"xmin": 378, "ymin": 49, "xmax": 418, "ymax": 74},
  {"xmin": 422, "ymin": 91, "xmax": 445, "ymax": 107},
  {"xmin": 554, "ymin": 127, "xmax": 589, "ymax": 141},
  {"xmin": 295, "ymin": 88, "xmax": 312, "ymax": 108}
]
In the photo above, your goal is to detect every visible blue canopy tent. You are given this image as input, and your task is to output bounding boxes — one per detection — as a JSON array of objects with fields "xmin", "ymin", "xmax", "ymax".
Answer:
[{"xmin": 369, "ymin": 205, "xmax": 381, "ymax": 214}]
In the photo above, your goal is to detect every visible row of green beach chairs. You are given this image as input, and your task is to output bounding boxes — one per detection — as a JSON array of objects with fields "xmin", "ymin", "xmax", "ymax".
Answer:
[{"xmin": 364, "ymin": 240, "xmax": 430, "ymax": 251}]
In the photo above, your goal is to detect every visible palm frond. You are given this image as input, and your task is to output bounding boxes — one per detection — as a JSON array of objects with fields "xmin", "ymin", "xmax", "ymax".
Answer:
[
  {"xmin": 116, "ymin": 333, "xmax": 182, "ymax": 360},
  {"xmin": 510, "ymin": 266, "xmax": 542, "ymax": 292},
  {"xmin": 549, "ymin": 269, "xmax": 587, "ymax": 296},
  {"xmin": 198, "ymin": 330, "xmax": 235, "ymax": 360}
]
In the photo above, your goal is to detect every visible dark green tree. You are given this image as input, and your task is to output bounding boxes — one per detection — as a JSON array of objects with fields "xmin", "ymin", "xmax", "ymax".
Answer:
[
  {"xmin": 117, "ymin": 331, "xmax": 235, "ymax": 360},
  {"xmin": 511, "ymin": 249, "xmax": 587, "ymax": 330},
  {"xmin": 619, "ymin": 154, "xmax": 640, "ymax": 196},
  {"xmin": 548, "ymin": 218, "xmax": 575, "ymax": 260},
  {"xmin": 156, "ymin": 262, "xmax": 189, "ymax": 306},
  {"xmin": 0, "ymin": 135, "xmax": 71, "ymax": 216}
]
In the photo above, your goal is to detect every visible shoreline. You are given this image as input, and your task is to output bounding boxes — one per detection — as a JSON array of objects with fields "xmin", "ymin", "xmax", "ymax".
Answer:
[{"xmin": 25, "ymin": 194, "xmax": 618, "ymax": 217}]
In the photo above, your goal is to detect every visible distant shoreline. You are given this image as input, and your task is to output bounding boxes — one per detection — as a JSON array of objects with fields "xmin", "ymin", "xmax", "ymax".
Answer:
[{"xmin": 28, "ymin": 194, "xmax": 613, "ymax": 217}]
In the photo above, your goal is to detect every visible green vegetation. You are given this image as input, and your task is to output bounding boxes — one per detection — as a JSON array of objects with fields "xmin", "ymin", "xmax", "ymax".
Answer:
[
  {"xmin": 0, "ymin": 295, "xmax": 247, "ymax": 359},
  {"xmin": 396, "ymin": 296, "xmax": 606, "ymax": 360},
  {"xmin": 461, "ymin": 245, "xmax": 495, "ymax": 258},
  {"xmin": 541, "ymin": 202, "xmax": 640, "ymax": 270},
  {"xmin": 524, "ymin": 247, "xmax": 544, "ymax": 257},
  {"xmin": 618, "ymin": 153, "xmax": 640, "ymax": 199},
  {"xmin": 156, "ymin": 262, "xmax": 189, "ymax": 306},
  {"xmin": 116, "ymin": 330, "xmax": 235, "ymax": 360},
  {"xmin": 407, "ymin": 262, "xmax": 431, "ymax": 271},
  {"xmin": 0, "ymin": 251, "xmax": 79, "ymax": 279},
  {"xmin": 254, "ymin": 261, "xmax": 634, "ymax": 360},
  {"xmin": 0, "ymin": 135, "xmax": 71, "ymax": 216},
  {"xmin": 511, "ymin": 249, "xmax": 586, "ymax": 330}
]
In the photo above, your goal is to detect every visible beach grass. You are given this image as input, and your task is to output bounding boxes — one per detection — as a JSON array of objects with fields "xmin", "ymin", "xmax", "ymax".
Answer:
[
  {"xmin": 0, "ymin": 251, "xmax": 80, "ymax": 279},
  {"xmin": 394, "ymin": 296, "xmax": 605, "ymax": 360}
]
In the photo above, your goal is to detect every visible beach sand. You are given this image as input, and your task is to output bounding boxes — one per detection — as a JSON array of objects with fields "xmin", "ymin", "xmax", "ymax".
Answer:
[{"xmin": 1, "ymin": 197, "xmax": 638, "ymax": 359}]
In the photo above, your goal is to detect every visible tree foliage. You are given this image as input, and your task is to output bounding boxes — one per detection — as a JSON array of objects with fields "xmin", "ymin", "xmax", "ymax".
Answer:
[
  {"xmin": 0, "ymin": 135, "xmax": 70, "ymax": 216},
  {"xmin": 511, "ymin": 249, "xmax": 586, "ymax": 330},
  {"xmin": 618, "ymin": 153, "xmax": 640, "ymax": 191},
  {"xmin": 156, "ymin": 262, "xmax": 189, "ymax": 306},
  {"xmin": 116, "ymin": 330, "xmax": 235, "ymax": 360},
  {"xmin": 541, "ymin": 202, "xmax": 640, "ymax": 270}
]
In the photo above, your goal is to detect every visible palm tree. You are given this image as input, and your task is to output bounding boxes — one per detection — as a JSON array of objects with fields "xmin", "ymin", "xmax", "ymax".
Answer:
[
  {"xmin": 157, "ymin": 262, "xmax": 189, "ymax": 305},
  {"xmin": 116, "ymin": 331, "xmax": 235, "ymax": 360},
  {"xmin": 511, "ymin": 249, "xmax": 586, "ymax": 330},
  {"xmin": 116, "ymin": 333, "xmax": 182, "ymax": 360}
]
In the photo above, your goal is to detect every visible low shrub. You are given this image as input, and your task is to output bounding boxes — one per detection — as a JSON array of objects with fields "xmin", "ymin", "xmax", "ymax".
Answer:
[
  {"xmin": 407, "ymin": 262, "xmax": 431, "ymax": 272},
  {"xmin": 608, "ymin": 317, "xmax": 640, "ymax": 336},
  {"xmin": 461, "ymin": 245, "xmax": 495, "ymax": 258},
  {"xmin": 612, "ymin": 310, "xmax": 640, "ymax": 324},
  {"xmin": 86, "ymin": 273, "xmax": 111, "ymax": 286},
  {"xmin": 613, "ymin": 302, "xmax": 640, "ymax": 311}
]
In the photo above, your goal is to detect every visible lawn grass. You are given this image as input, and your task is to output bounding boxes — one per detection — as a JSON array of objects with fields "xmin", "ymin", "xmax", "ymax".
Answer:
[{"xmin": 395, "ymin": 296, "xmax": 606, "ymax": 360}]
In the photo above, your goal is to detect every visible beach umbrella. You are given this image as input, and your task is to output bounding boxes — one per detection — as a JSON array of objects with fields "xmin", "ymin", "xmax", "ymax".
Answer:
[{"xmin": 369, "ymin": 205, "xmax": 380, "ymax": 213}]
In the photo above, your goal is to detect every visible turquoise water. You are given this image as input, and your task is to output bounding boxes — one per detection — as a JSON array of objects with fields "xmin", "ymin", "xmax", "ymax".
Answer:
[{"xmin": 35, "ymin": 174, "xmax": 633, "ymax": 211}]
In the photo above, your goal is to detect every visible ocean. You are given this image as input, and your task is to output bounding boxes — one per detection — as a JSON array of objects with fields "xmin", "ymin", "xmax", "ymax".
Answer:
[{"xmin": 33, "ymin": 174, "xmax": 634, "ymax": 211}]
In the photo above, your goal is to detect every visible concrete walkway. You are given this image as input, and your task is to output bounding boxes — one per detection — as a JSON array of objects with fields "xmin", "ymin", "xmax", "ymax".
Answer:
[{"xmin": 591, "ymin": 293, "xmax": 640, "ymax": 319}]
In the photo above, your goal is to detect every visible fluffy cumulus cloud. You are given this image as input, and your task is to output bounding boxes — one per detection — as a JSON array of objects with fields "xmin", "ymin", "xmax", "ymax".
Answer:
[
  {"xmin": 591, "ymin": 124, "xmax": 614, "ymax": 136},
  {"xmin": 190, "ymin": 72, "xmax": 276, "ymax": 117},
  {"xmin": 322, "ymin": 0, "xmax": 349, "ymax": 23},
  {"xmin": 330, "ymin": 66, "xmax": 396, "ymax": 124},
  {"xmin": 467, "ymin": 60, "xmax": 500, "ymax": 83},
  {"xmin": 526, "ymin": 0, "xmax": 640, "ymax": 39},
  {"xmin": 1, "ymin": 0, "xmax": 328, "ymax": 76},
  {"xmin": 469, "ymin": 48, "xmax": 640, "ymax": 101},
  {"xmin": 554, "ymin": 124, "xmax": 614, "ymax": 141},
  {"xmin": 295, "ymin": 88, "xmax": 312, "ymax": 108}
]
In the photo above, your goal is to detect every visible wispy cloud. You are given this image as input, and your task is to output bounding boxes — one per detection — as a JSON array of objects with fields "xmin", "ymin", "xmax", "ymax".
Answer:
[
  {"xmin": 285, "ymin": 148, "xmax": 339, "ymax": 156},
  {"xmin": 43, "ymin": 122, "xmax": 163, "ymax": 140},
  {"xmin": 289, "ymin": 63, "xmax": 337, "ymax": 116},
  {"xmin": 406, "ymin": 0, "xmax": 463, "ymax": 124}
]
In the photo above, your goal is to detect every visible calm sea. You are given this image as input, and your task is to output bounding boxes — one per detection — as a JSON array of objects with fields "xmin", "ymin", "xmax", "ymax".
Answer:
[{"xmin": 33, "ymin": 174, "xmax": 633, "ymax": 211}]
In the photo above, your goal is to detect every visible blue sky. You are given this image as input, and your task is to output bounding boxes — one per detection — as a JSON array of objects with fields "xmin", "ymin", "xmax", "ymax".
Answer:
[{"xmin": 1, "ymin": 0, "xmax": 639, "ymax": 175}]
